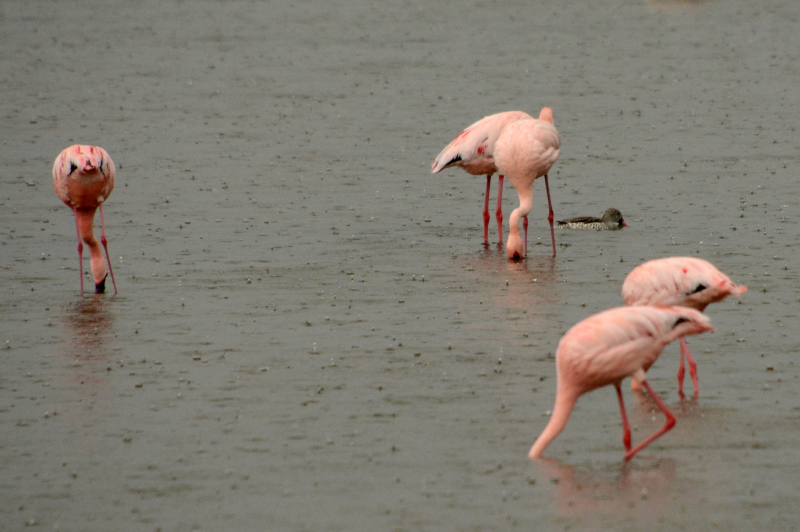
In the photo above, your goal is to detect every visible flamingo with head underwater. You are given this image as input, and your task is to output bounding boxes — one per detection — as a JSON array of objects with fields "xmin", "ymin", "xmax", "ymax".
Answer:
[
  {"xmin": 529, "ymin": 306, "xmax": 715, "ymax": 461},
  {"xmin": 622, "ymin": 256, "xmax": 747, "ymax": 398},
  {"xmin": 53, "ymin": 144, "xmax": 118, "ymax": 295},
  {"xmin": 493, "ymin": 107, "xmax": 561, "ymax": 259},
  {"xmin": 431, "ymin": 110, "xmax": 533, "ymax": 245}
]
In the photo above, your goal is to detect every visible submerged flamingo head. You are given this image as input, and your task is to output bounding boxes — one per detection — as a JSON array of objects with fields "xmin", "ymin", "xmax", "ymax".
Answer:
[{"xmin": 506, "ymin": 232, "xmax": 524, "ymax": 260}]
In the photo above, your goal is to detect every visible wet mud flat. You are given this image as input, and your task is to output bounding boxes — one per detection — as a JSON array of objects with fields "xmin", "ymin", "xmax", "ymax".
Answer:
[{"xmin": 1, "ymin": 0, "xmax": 799, "ymax": 530}]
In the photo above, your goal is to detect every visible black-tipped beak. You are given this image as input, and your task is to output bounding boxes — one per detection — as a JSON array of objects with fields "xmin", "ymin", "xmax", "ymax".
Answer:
[{"xmin": 95, "ymin": 276, "xmax": 106, "ymax": 294}]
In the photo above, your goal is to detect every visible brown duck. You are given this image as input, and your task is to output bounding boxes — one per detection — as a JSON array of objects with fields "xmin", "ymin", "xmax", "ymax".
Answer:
[{"xmin": 556, "ymin": 208, "xmax": 628, "ymax": 230}]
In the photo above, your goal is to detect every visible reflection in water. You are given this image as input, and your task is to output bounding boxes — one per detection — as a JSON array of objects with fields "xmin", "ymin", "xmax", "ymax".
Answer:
[
  {"xmin": 468, "ymin": 247, "xmax": 559, "ymax": 298},
  {"xmin": 56, "ymin": 297, "xmax": 119, "ymax": 446},
  {"xmin": 533, "ymin": 457, "xmax": 679, "ymax": 523},
  {"xmin": 457, "ymin": 247, "xmax": 562, "ymax": 341},
  {"xmin": 60, "ymin": 297, "xmax": 116, "ymax": 386}
]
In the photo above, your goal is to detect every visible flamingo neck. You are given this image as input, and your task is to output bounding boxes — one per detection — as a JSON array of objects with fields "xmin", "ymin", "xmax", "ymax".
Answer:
[
  {"xmin": 529, "ymin": 387, "xmax": 579, "ymax": 459},
  {"xmin": 75, "ymin": 207, "xmax": 99, "ymax": 247},
  {"xmin": 509, "ymin": 192, "xmax": 533, "ymax": 231},
  {"xmin": 74, "ymin": 207, "xmax": 108, "ymax": 287}
]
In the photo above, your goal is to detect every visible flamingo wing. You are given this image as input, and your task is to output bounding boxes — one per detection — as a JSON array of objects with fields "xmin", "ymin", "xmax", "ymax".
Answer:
[{"xmin": 431, "ymin": 110, "xmax": 533, "ymax": 174}]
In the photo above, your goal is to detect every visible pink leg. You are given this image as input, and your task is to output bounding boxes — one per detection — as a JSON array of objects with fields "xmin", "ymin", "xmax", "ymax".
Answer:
[
  {"xmin": 482, "ymin": 175, "xmax": 491, "ymax": 245},
  {"xmin": 73, "ymin": 209, "xmax": 85, "ymax": 296},
  {"xmin": 679, "ymin": 337, "xmax": 699, "ymax": 398},
  {"xmin": 495, "ymin": 175, "xmax": 504, "ymax": 243},
  {"xmin": 615, "ymin": 384, "xmax": 632, "ymax": 451},
  {"xmin": 98, "ymin": 205, "xmax": 118, "ymax": 295},
  {"xmin": 522, "ymin": 215, "xmax": 528, "ymax": 258},
  {"xmin": 544, "ymin": 174, "xmax": 556, "ymax": 258},
  {"xmin": 624, "ymin": 380, "xmax": 676, "ymax": 461}
]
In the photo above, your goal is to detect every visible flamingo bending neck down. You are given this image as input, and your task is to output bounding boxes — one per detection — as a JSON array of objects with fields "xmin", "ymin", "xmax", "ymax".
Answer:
[
  {"xmin": 529, "ymin": 306, "xmax": 715, "ymax": 461},
  {"xmin": 431, "ymin": 110, "xmax": 533, "ymax": 245},
  {"xmin": 622, "ymin": 256, "xmax": 747, "ymax": 398},
  {"xmin": 493, "ymin": 107, "xmax": 561, "ymax": 260},
  {"xmin": 53, "ymin": 145, "xmax": 118, "ymax": 295}
]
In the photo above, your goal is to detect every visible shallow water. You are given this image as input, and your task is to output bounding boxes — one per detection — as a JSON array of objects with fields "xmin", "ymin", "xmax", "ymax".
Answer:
[{"xmin": 1, "ymin": 0, "xmax": 799, "ymax": 530}]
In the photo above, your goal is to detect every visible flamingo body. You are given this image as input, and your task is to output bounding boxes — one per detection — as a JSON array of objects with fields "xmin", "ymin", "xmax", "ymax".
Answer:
[
  {"xmin": 622, "ymin": 257, "xmax": 747, "ymax": 396},
  {"xmin": 432, "ymin": 111, "xmax": 533, "ymax": 244},
  {"xmin": 493, "ymin": 107, "xmax": 560, "ymax": 259},
  {"xmin": 529, "ymin": 306, "xmax": 715, "ymax": 461},
  {"xmin": 53, "ymin": 145, "xmax": 117, "ymax": 295}
]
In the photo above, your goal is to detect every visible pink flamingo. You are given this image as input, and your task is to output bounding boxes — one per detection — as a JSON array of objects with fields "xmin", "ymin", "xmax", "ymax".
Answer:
[
  {"xmin": 622, "ymin": 257, "xmax": 747, "ymax": 397},
  {"xmin": 431, "ymin": 111, "xmax": 533, "ymax": 245},
  {"xmin": 529, "ymin": 306, "xmax": 715, "ymax": 461},
  {"xmin": 493, "ymin": 107, "xmax": 561, "ymax": 259},
  {"xmin": 53, "ymin": 145, "xmax": 118, "ymax": 295}
]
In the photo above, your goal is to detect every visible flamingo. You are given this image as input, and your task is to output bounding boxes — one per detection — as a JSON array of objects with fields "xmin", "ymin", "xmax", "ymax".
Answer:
[
  {"xmin": 431, "ymin": 111, "xmax": 533, "ymax": 245},
  {"xmin": 529, "ymin": 306, "xmax": 715, "ymax": 461},
  {"xmin": 493, "ymin": 107, "xmax": 561, "ymax": 259},
  {"xmin": 556, "ymin": 208, "xmax": 628, "ymax": 231},
  {"xmin": 53, "ymin": 145, "xmax": 118, "ymax": 295},
  {"xmin": 622, "ymin": 256, "xmax": 747, "ymax": 397}
]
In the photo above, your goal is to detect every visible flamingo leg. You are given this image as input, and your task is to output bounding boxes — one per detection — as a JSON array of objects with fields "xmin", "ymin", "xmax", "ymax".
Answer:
[
  {"xmin": 624, "ymin": 380, "xmax": 676, "ymax": 461},
  {"xmin": 98, "ymin": 204, "xmax": 118, "ymax": 295},
  {"xmin": 522, "ymin": 215, "xmax": 528, "ymax": 258},
  {"xmin": 615, "ymin": 384, "xmax": 632, "ymax": 451},
  {"xmin": 482, "ymin": 175, "xmax": 491, "ymax": 245},
  {"xmin": 73, "ymin": 208, "xmax": 85, "ymax": 296},
  {"xmin": 676, "ymin": 345, "xmax": 686, "ymax": 398},
  {"xmin": 544, "ymin": 173, "xmax": 556, "ymax": 258},
  {"xmin": 679, "ymin": 337, "xmax": 699, "ymax": 398},
  {"xmin": 495, "ymin": 175, "xmax": 504, "ymax": 243}
]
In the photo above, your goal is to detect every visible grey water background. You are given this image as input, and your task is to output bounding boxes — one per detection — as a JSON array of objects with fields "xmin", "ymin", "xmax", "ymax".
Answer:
[{"xmin": 1, "ymin": 0, "xmax": 799, "ymax": 530}]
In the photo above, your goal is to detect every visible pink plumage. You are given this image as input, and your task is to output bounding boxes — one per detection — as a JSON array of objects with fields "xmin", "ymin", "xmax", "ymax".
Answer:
[
  {"xmin": 432, "ymin": 111, "xmax": 533, "ymax": 245},
  {"xmin": 493, "ymin": 107, "xmax": 561, "ymax": 259},
  {"xmin": 53, "ymin": 145, "xmax": 118, "ymax": 295},
  {"xmin": 529, "ymin": 306, "xmax": 715, "ymax": 461},
  {"xmin": 622, "ymin": 257, "xmax": 747, "ymax": 397}
]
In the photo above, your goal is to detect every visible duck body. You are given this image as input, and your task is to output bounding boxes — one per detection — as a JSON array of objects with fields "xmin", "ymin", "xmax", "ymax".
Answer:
[{"xmin": 557, "ymin": 208, "xmax": 627, "ymax": 230}]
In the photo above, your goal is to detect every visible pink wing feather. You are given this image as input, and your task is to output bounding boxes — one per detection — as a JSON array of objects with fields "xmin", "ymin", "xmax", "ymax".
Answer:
[
  {"xmin": 556, "ymin": 306, "xmax": 713, "ymax": 393},
  {"xmin": 431, "ymin": 111, "xmax": 533, "ymax": 175},
  {"xmin": 622, "ymin": 257, "xmax": 747, "ymax": 311}
]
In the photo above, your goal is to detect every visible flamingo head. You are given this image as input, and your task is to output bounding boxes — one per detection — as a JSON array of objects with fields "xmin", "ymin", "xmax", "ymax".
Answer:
[{"xmin": 506, "ymin": 232, "xmax": 524, "ymax": 260}]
